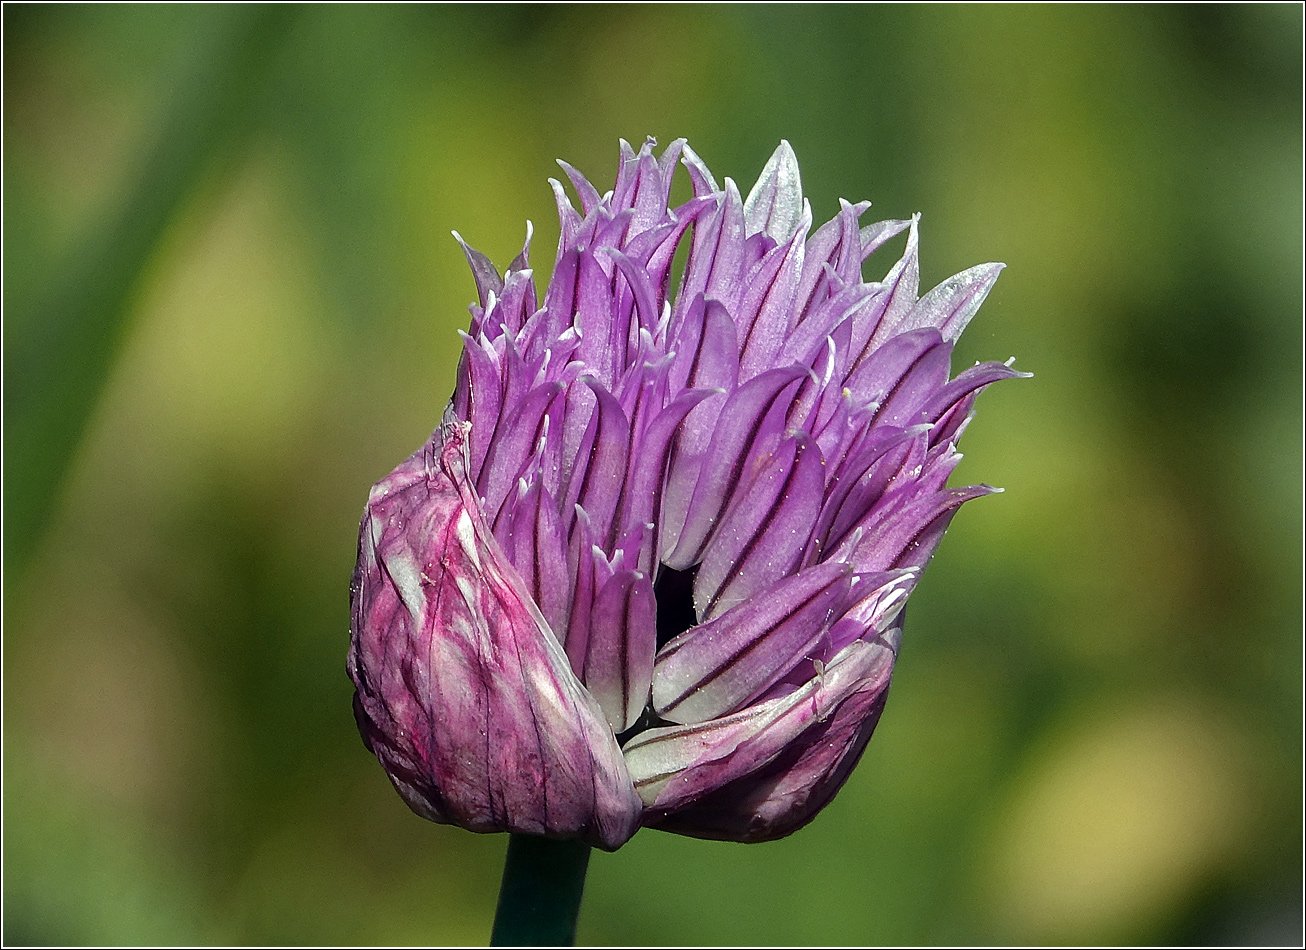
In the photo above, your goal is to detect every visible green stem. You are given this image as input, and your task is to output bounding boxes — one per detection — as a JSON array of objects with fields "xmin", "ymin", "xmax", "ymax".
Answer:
[{"xmin": 490, "ymin": 835, "xmax": 591, "ymax": 947}]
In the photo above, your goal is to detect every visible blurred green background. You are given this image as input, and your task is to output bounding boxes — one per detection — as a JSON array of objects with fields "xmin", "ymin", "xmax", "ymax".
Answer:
[{"xmin": 4, "ymin": 4, "xmax": 1301, "ymax": 945}]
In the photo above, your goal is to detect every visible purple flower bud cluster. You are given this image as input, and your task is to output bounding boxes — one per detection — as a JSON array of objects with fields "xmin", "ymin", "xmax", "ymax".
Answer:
[{"xmin": 349, "ymin": 139, "xmax": 1024, "ymax": 849}]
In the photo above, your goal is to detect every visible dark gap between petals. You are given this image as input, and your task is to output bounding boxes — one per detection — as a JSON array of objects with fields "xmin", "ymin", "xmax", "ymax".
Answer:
[
  {"xmin": 615, "ymin": 702, "xmax": 672, "ymax": 747},
  {"xmin": 654, "ymin": 563, "xmax": 698, "ymax": 649}
]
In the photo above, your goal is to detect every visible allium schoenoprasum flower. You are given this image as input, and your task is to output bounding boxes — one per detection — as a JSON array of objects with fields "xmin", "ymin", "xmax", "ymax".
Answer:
[{"xmin": 348, "ymin": 138, "xmax": 1026, "ymax": 851}]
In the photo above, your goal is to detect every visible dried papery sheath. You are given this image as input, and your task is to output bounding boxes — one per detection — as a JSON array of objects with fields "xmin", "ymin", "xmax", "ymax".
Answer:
[{"xmin": 349, "ymin": 138, "xmax": 1025, "ymax": 848}]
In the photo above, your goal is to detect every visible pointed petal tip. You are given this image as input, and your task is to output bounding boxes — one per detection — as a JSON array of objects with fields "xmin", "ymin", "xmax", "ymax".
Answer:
[
  {"xmin": 1002, "ymin": 355, "xmax": 1034, "ymax": 378},
  {"xmin": 745, "ymin": 141, "xmax": 804, "ymax": 242}
]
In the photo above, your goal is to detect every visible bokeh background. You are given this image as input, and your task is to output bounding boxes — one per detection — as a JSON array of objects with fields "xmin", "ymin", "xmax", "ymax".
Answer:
[{"xmin": 4, "ymin": 4, "xmax": 1301, "ymax": 946}]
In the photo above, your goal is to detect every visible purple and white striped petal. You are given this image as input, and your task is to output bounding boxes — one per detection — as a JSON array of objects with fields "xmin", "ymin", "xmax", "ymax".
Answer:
[
  {"xmin": 649, "ymin": 645, "xmax": 893, "ymax": 843},
  {"xmin": 694, "ymin": 434, "xmax": 827, "ymax": 620},
  {"xmin": 903, "ymin": 262, "xmax": 1005, "ymax": 342},
  {"xmin": 624, "ymin": 638, "xmax": 894, "ymax": 825},
  {"xmin": 856, "ymin": 216, "xmax": 921, "ymax": 359},
  {"xmin": 477, "ymin": 381, "xmax": 564, "ymax": 521},
  {"xmin": 557, "ymin": 159, "xmax": 603, "ymax": 217},
  {"xmin": 920, "ymin": 359, "xmax": 1032, "ymax": 431},
  {"xmin": 679, "ymin": 143, "xmax": 720, "ymax": 197},
  {"xmin": 737, "ymin": 210, "xmax": 811, "ymax": 382},
  {"xmin": 494, "ymin": 477, "xmax": 572, "ymax": 640},
  {"xmin": 743, "ymin": 140, "xmax": 804, "ymax": 243},
  {"xmin": 859, "ymin": 217, "xmax": 914, "ymax": 262},
  {"xmin": 562, "ymin": 381, "xmax": 631, "ymax": 550},
  {"xmin": 618, "ymin": 388, "xmax": 720, "ymax": 576},
  {"xmin": 662, "ymin": 365, "xmax": 808, "ymax": 570},
  {"xmin": 845, "ymin": 484, "xmax": 999, "ymax": 574},
  {"xmin": 349, "ymin": 422, "xmax": 644, "ymax": 849},
  {"xmin": 584, "ymin": 570, "xmax": 658, "ymax": 733},
  {"xmin": 654, "ymin": 561, "xmax": 853, "ymax": 724},
  {"xmin": 452, "ymin": 231, "xmax": 502, "ymax": 310},
  {"xmin": 676, "ymin": 178, "xmax": 747, "ymax": 321}
]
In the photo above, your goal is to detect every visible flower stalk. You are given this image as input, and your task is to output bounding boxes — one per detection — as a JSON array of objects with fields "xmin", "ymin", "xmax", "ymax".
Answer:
[{"xmin": 491, "ymin": 835, "xmax": 591, "ymax": 947}]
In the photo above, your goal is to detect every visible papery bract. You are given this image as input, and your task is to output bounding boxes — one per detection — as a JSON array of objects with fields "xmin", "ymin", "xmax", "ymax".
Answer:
[{"xmin": 349, "ymin": 138, "xmax": 1025, "ymax": 848}]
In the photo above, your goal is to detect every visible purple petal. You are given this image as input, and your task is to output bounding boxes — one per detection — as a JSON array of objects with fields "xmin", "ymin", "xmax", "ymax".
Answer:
[
  {"xmin": 649, "ymin": 655, "xmax": 892, "ymax": 842},
  {"xmin": 549, "ymin": 178, "xmax": 584, "ymax": 255},
  {"xmin": 806, "ymin": 424, "xmax": 922, "ymax": 563},
  {"xmin": 836, "ymin": 570, "xmax": 917, "ymax": 643},
  {"xmin": 659, "ymin": 300, "xmax": 745, "ymax": 541},
  {"xmin": 495, "ymin": 268, "xmax": 537, "ymax": 340},
  {"xmin": 846, "ymin": 484, "xmax": 998, "ymax": 573},
  {"xmin": 573, "ymin": 249, "xmax": 617, "ymax": 384},
  {"xmin": 792, "ymin": 230, "xmax": 842, "ymax": 323},
  {"xmin": 631, "ymin": 140, "xmax": 680, "ymax": 235},
  {"xmin": 874, "ymin": 336, "xmax": 954, "ymax": 429},
  {"xmin": 930, "ymin": 392, "xmax": 975, "ymax": 448},
  {"xmin": 737, "ymin": 212, "xmax": 810, "ymax": 382},
  {"xmin": 494, "ymin": 478, "xmax": 572, "ymax": 639},
  {"xmin": 667, "ymin": 296, "xmax": 740, "ymax": 404},
  {"xmin": 823, "ymin": 431, "xmax": 931, "ymax": 555},
  {"xmin": 702, "ymin": 179, "xmax": 749, "ymax": 311},
  {"xmin": 563, "ymin": 508, "xmax": 600, "ymax": 675},
  {"xmin": 694, "ymin": 434, "xmax": 827, "ymax": 620},
  {"xmin": 507, "ymin": 220, "xmax": 534, "ymax": 276},
  {"xmin": 636, "ymin": 197, "xmax": 716, "ymax": 324},
  {"xmin": 811, "ymin": 375, "xmax": 854, "ymax": 464},
  {"xmin": 543, "ymin": 248, "xmax": 581, "ymax": 330},
  {"xmin": 899, "ymin": 262, "xmax": 1005, "ymax": 342},
  {"xmin": 831, "ymin": 199, "xmax": 872, "ymax": 284},
  {"xmin": 624, "ymin": 638, "xmax": 893, "ymax": 821},
  {"xmin": 657, "ymin": 138, "xmax": 686, "ymax": 179},
  {"xmin": 561, "ymin": 380, "xmax": 631, "ymax": 551},
  {"xmin": 654, "ymin": 561, "xmax": 853, "ymax": 724},
  {"xmin": 618, "ymin": 388, "xmax": 719, "ymax": 576},
  {"xmin": 476, "ymin": 381, "xmax": 564, "ymax": 522},
  {"xmin": 743, "ymin": 140, "xmax": 804, "ymax": 242},
  {"xmin": 662, "ymin": 365, "xmax": 808, "ymax": 570},
  {"xmin": 349, "ymin": 422, "xmax": 643, "ymax": 849},
  {"xmin": 556, "ymin": 379, "xmax": 596, "ymax": 507},
  {"xmin": 584, "ymin": 570, "xmax": 657, "ymax": 732},
  {"xmin": 859, "ymin": 217, "xmax": 914, "ymax": 262},
  {"xmin": 784, "ymin": 276, "xmax": 876, "ymax": 368},
  {"xmin": 608, "ymin": 247, "xmax": 663, "ymax": 342},
  {"xmin": 920, "ymin": 360, "xmax": 1032, "ymax": 433},
  {"xmin": 610, "ymin": 138, "xmax": 642, "ymax": 213},
  {"xmin": 792, "ymin": 200, "xmax": 868, "ymax": 323},
  {"xmin": 452, "ymin": 231, "xmax": 503, "ymax": 309},
  {"xmin": 857, "ymin": 216, "xmax": 921, "ymax": 358},
  {"xmin": 676, "ymin": 178, "xmax": 747, "ymax": 320},
  {"xmin": 557, "ymin": 159, "xmax": 603, "ymax": 217},
  {"xmin": 452, "ymin": 331, "xmax": 503, "ymax": 480},
  {"xmin": 680, "ymin": 143, "xmax": 720, "ymax": 197},
  {"xmin": 844, "ymin": 327, "xmax": 946, "ymax": 412}
]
